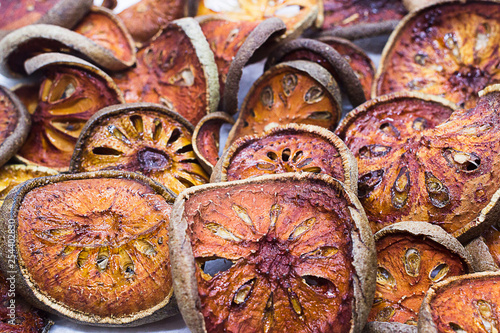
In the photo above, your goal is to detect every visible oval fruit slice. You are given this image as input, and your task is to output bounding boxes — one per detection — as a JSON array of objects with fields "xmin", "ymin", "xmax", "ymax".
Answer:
[
  {"xmin": 214, "ymin": 124, "xmax": 358, "ymax": 194},
  {"xmin": 193, "ymin": 111, "xmax": 234, "ymax": 173},
  {"xmin": 226, "ymin": 60, "xmax": 342, "ymax": 148},
  {"xmin": 170, "ymin": 173, "xmax": 376, "ymax": 333},
  {"xmin": 375, "ymin": 0, "xmax": 500, "ymax": 109},
  {"xmin": 419, "ymin": 271, "xmax": 500, "ymax": 332},
  {"xmin": 70, "ymin": 103, "xmax": 209, "ymax": 195},
  {"xmin": 369, "ymin": 222, "xmax": 473, "ymax": 327},
  {"xmin": 0, "ymin": 171, "xmax": 177, "ymax": 326},
  {"xmin": 14, "ymin": 53, "xmax": 124, "ymax": 171},
  {"xmin": 112, "ymin": 17, "xmax": 219, "ymax": 126}
]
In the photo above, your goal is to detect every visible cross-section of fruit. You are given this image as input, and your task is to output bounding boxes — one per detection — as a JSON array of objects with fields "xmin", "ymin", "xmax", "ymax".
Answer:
[
  {"xmin": 419, "ymin": 271, "xmax": 500, "ymax": 332},
  {"xmin": 14, "ymin": 53, "xmax": 124, "ymax": 171},
  {"xmin": 112, "ymin": 18, "xmax": 219, "ymax": 126},
  {"xmin": 226, "ymin": 60, "xmax": 342, "ymax": 149},
  {"xmin": 369, "ymin": 222, "xmax": 473, "ymax": 327},
  {"xmin": 374, "ymin": 0, "xmax": 500, "ymax": 109},
  {"xmin": 170, "ymin": 173, "xmax": 376, "ymax": 333},
  {"xmin": 337, "ymin": 86, "xmax": 500, "ymax": 242},
  {"xmin": 0, "ymin": 171, "xmax": 177, "ymax": 326},
  {"xmin": 71, "ymin": 103, "xmax": 209, "ymax": 195},
  {"xmin": 214, "ymin": 124, "xmax": 358, "ymax": 193}
]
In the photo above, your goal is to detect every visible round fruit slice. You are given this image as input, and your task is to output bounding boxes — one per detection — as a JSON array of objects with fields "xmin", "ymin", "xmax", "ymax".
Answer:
[
  {"xmin": 169, "ymin": 173, "xmax": 376, "ymax": 333},
  {"xmin": 0, "ymin": 85, "xmax": 31, "ymax": 168},
  {"xmin": 192, "ymin": 111, "xmax": 235, "ymax": 174},
  {"xmin": 14, "ymin": 53, "xmax": 124, "ymax": 171},
  {"xmin": 369, "ymin": 222, "xmax": 473, "ymax": 327},
  {"xmin": 0, "ymin": 171, "xmax": 177, "ymax": 326},
  {"xmin": 213, "ymin": 124, "xmax": 358, "ymax": 194},
  {"xmin": 264, "ymin": 38, "xmax": 366, "ymax": 108},
  {"xmin": 418, "ymin": 271, "xmax": 500, "ymax": 332},
  {"xmin": 374, "ymin": 0, "xmax": 500, "ymax": 109},
  {"xmin": 226, "ymin": 60, "xmax": 342, "ymax": 149},
  {"xmin": 112, "ymin": 17, "xmax": 219, "ymax": 126},
  {"xmin": 70, "ymin": 103, "xmax": 209, "ymax": 195}
]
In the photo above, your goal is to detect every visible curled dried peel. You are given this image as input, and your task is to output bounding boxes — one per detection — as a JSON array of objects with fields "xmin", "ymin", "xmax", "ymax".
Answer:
[{"xmin": 375, "ymin": 1, "xmax": 500, "ymax": 109}]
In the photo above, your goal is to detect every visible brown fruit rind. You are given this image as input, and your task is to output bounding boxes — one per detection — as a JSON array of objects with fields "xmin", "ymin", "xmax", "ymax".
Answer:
[
  {"xmin": 0, "ymin": 170, "xmax": 178, "ymax": 327},
  {"xmin": 465, "ymin": 236, "xmax": 499, "ymax": 272},
  {"xmin": 363, "ymin": 321, "xmax": 417, "ymax": 333},
  {"xmin": 318, "ymin": 20, "xmax": 400, "ymax": 40},
  {"xmin": 213, "ymin": 123, "xmax": 358, "ymax": 194},
  {"xmin": 169, "ymin": 172, "xmax": 376, "ymax": 333}
]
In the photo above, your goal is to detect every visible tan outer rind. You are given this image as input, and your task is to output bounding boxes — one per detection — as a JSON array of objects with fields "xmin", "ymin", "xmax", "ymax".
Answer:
[
  {"xmin": 226, "ymin": 60, "xmax": 343, "ymax": 150},
  {"xmin": 317, "ymin": 20, "xmax": 400, "ymax": 41},
  {"xmin": 363, "ymin": 321, "xmax": 417, "ymax": 333},
  {"xmin": 192, "ymin": 111, "xmax": 234, "ymax": 174},
  {"xmin": 0, "ymin": 170, "xmax": 178, "ymax": 326},
  {"xmin": 173, "ymin": 17, "xmax": 220, "ymax": 115},
  {"xmin": 402, "ymin": 0, "xmax": 442, "ymax": 12},
  {"xmin": 69, "ymin": 102, "xmax": 195, "ymax": 172},
  {"xmin": 264, "ymin": 38, "xmax": 366, "ymax": 108},
  {"xmin": 169, "ymin": 172, "xmax": 377, "ymax": 333},
  {"xmin": 418, "ymin": 271, "xmax": 500, "ymax": 333},
  {"xmin": 465, "ymin": 236, "xmax": 500, "ymax": 272},
  {"xmin": 0, "ymin": 85, "xmax": 31, "ymax": 168},
  {"xmin": 317, "ymin": 35, "xmax": 376, "ymax": 73},
  {"xmin": 222, "ymin": 17, "xmax": 286, "ymax": 115},
  {"xmin": 212, "ymin": 123, "xmax": 359, "ymax": 194},
  {"xmin": 0, "ymin": 23, "xmax": 135, "ymax": 77}
]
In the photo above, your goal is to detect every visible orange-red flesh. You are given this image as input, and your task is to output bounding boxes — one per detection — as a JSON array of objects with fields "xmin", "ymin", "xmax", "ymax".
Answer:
[
  {"xmin": 0, "ymin": 89, "xmax": 20, "ymax": 144},
  {"xmin": 195, "ymin": 116, "xmax": 230, "ymax": 167},
  {"xmin": 0, "ymin": 0, "xmax": 61, "ymax": 30}
]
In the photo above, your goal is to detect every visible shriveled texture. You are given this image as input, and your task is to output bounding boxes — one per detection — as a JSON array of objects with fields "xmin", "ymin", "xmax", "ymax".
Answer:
[
  {"xmin": 0, "ymin": 0, "xmax": 64, "ymax": 30},
  {"xmin": 370, "ymin": 233, "xmax": 467, "ymax": 325},
  {"xmin": 183, "ymin": 179, "xmax": 358, "ymax": 332},
  {"xmin": 481, "ymin": 224, "xmax": 500, "ymax": 267},
  {"xmin": 322, "ymin": 0, "xmax": 407, "ymax": 30},
  {"xmin": 17, "ymin": 178, "xmax": 172, "ymax": 318},
  {"xmin": 0, "ymin": 165, "xmax": 57, "ymax": 204},
  {"xmin": 15, "ymin": 67, "xmax": 122, "ymax": 169},
  {"xmin": 0, "ymin": 89, "xmax": 20, "ymax": 145},
  {"xmin": 73, "ymin": 110, "xmax": 208, "ymax": 195},
  {"xmin": 375, "ymin": 1, "xmax": 500, "ymax": 109}
]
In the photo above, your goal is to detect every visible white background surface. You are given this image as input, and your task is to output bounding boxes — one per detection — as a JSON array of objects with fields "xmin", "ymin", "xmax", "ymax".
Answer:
[{"xmin": 0, "ymin": 0, "xmax": 385, "ymax": 332}]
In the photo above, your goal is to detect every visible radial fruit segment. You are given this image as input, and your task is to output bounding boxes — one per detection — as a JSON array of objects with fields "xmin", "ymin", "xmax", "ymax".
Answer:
[
  {"xmin": 0, "ymin": 165, "xmax": 58, "ymax": 204},
  {"xmin": 375, "ymin": 1, "xmax": 500, "ymax": 109}
]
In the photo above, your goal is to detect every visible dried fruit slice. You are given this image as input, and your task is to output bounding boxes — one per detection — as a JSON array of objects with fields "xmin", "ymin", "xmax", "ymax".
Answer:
[
  {"xmin": 264, "ymin": 38, "xmax": 366, "ymax": 108},
  {"xmin": 369, "ymin": 222, "xmax": 473, "ymax": 327},
  {"xmin": 375, "ymin": 0, "xmax": 500, "ymax": 109},
  {"xmin": 169, "ymin": 173, "xmax": 376, "ymax": 333},
  {"xmin": 337, "ymin": 86, "xmax": 500, "ymax": 242},
  {"xmin": 112, "ymin": 18, "xmax": 219, "ymax": 126},
  {"xmin": 194, "ymin": 0, "xmax": 322, "ymax": 40},
  {"xmin": 0, "ymin": 86, "xmax": 31, "ymax": 168},
  {"xmin": 14, "ymin": 53, "xmax": 124, "ymax": 171},
  {"xmin": 363, "ymin": 321, "xmax": 417, "ymax": 333},
  {"xmin": 226, "ymin": 60, "xmax": 342, "ymax": 148},
  {"xmin": 418, "ymin": 271, "xmax": 500, "ymax": 332},
  {"xmin": 193, "ymin": 111, "xmax": 234, "ymax": 173},
  {"xmin": 465, "ymin": 223, "xmax": 500, "ymax": 272},
  {"xmin": 70, "ymin": 103, "xmax": 209, "ymax": 195},
  {"xmin": 0, "ymin": 171, "xmax": 177, "ymax": 326},
  {"xmin": 118, "ymin": 0, "xmax": 188, "ymax": 46},
  {"xmin": 213, "ymin": 124, "xmax": 358, "ymax": 194}
]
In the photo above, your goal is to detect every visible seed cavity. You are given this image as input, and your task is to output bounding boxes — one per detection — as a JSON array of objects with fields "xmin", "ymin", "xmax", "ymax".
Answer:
[
  {"xmin": 108, "ymin": 125, "xmax": 131, "ymax": 145},
  {"xmin": 281, "ymin": 148, "xmax": 291, "ymax": 162},
  {"xmin": 404, "ymin": 248, "xmax": 421, "ymax": 277},
  {"xmin": 133, "ymin": 239, "xmax": 157, "ymax": 256},
  {"xmin": 282, "ymin": 73, "xmax": 298, "ymax": 96},
  {"xmin": 288, "ymin": 289, "xmax": 302, "ymax": 316},
  {"xmin": 49, "ymin": 76, "xmax": 77, "ymax": 102},
  {"xmin": 263, "ymin": 293, "xmax": 274, "ymax": 333},
  {"xmin": 77, "ymin": 248, "xmax": 90, "ymax": 268},
  {"xmin": 304, "ymin": 86, "xmax": 324, "ymax": 104},
  {"xmin": 414, "ymin": 53, "xmax": 428, "ymax": 66},
  {"xmin": 226, "ymin": 28, "xmax": 240, "ymax": 44},
  {"xmin": 302, "ymin": 166, "xmax": 321, "ymax": 173},
  {"xmin": 232, "ymin": 205, "xmax": 254, "ymax": 228},
  {"xmin": 96, "ymin": 247, "xmax": 109, "ymax": 271},
  {"xmin": 261, "ymin": 86, "xmax": 274, "ymax": 108},
  {"xmin": 444, "ymin": 33, "xmax": 462, "ymax": 62},
  {"xmin": 303, "ymin": 276, "xmax": 336, "ymax": 296},
  {"xmin": 257, "ymin": 162, "xmax": 276, "ymax": 171},
  {"xmin": 152, "ymin": 118, "xmax": 162, "ymax": 141},
  {"xmin": 477, "ymin": 300, "xmax": 498, "ymax": 333},
  {"xmin": 425, "ymin": 171, "xmax": 450, "ymax": 208},
  {"xmin": 443, "ymin": 148, "xmax": 480, "ymax": 172},
  {"xmin": 412, "ymin": 117, "xmax": 428, "ymax": 131},
  {"xmin": 61, "ymin": 246, "xmax": 76, "ymax": 257},
  {"xmin": 267, "ymin": 151, "xmax": 278, "ymax": 161},
  {"xmin": 307, "ymin": 111, "xmax": 332, "ymax": 120},
  {"xmin": 92, "ymin": 147, "xmax": 123, "ymax": 156},
  {"xmin": 175, "ymin": 68, "xmax": 195, "ymax": 86},
  {"xmin": 358, "ymin": 169, "xmax": 384, "ymax": 198},
  {"xmin": 206, "ymin": 222, "xmax": 242, "ymax": 242},
  {"xmin": 380, "ymin": 122, "xmax": 400, "ymax": 138},
  {"xmin": 359, "ymin": 145, "xmax": 391, "ymax": 159},
  {"xmin": 289, "ymin": 217, "xmax": 316, "ymax": 240},
  {"xmin": 377, "ymin": 267, "xmax": 396, "ymax": 288},
  {"xmin": 296, "ymin": 158, "xmax": 312, "ymax": 168},
  {"xmin": 292, "ymin": 150, "xmax": 303, "ymax": 162},
  {"xmin": 269, "ymin": 204, "xmax": 282, "ymax": 229},
  {"xmin": 429, "ymin": 263, "xmax": 449, "ymax": 282},
  {"xmin": 130, "ymin": 115, "xmax": 144, "ymax": 134},
  {"xmin": 475, "ymin": 23, "xmax": 491, "ymax": 52},
  {"xmin": 233, "ymin": 279, "xmax": 255, "ymax": 305},
  {"xmin": 301, "ymin": 246, "xmax": 338, "ymax": 259},
  {"xmin": 391, "ymin": 167, "xmax": 410, "ymax": 209},
  {"xmin": 376, "ymin": 306, "xmax": 395, "ymax": 322},
  {"xmin": 119, "ymin": 249, "xmax": 135, "ymax": 278},
  {"xmin": 199, "ymin": 257, "xmax": 233, "ymax": 278},
  {"xmin": 449, "ymin": 323, "xmax": 467, "ymax": 332},
  {"xmin": 167, "ymin": 128, "xmax": 181, "ymax": 145}
]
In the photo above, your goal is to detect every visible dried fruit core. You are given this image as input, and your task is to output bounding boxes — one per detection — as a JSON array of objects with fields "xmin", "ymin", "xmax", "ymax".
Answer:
[{"xmin": 138, "ymin": 148, "xmax": 171, "ymax": 172}]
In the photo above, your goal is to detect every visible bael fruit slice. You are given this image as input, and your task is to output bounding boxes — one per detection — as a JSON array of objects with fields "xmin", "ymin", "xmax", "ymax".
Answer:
[
  {"xmin": 418, "ymin": 271, "xmax": 500, "ymax": 332},
  {"xmin": 0, "ymin": 85, "xmax": 31, "ymax": 169},
  {"xmin": 0, "ymin": 170, "xmax": 177, "ymax": 326},
  {"xmin": 465, "ymin": 223, "xmax": 500, "ymax": 272},
  {"xmin": 213, "ymin": 123, "xmax": 358, "ymax": 194},
  {"xmin": 192, "ymin": 111, "xmax": 234, "ymax": 174},
  {"xmin": 169, "ymin": 173, "xmax": 376, "ymax": 333},
  {"xmin": 112, "ymin": 17, "xmax": 219, "ymax": 126},
  {"xmin": 374, "ymin": 0, "xmax": 500, "ymax": 109},
  {"xmin": 14, "ymin": 53, "xmax": 124, "ymax": 171},
  {"xmin": 369, "ymin": 222, "xmax": 473, "ymax": 328},
  {"xmin": 226, "ymin": 60, "xmax": 342, "ymax": 148},
  {"xmin": 70, "ymin": 103, "xmax": 209, "ymax": 195}
]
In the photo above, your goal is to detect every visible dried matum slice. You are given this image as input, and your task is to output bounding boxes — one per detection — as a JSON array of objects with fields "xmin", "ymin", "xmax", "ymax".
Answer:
[
  {"xmin": 169, "ymin": 173, "xmax": 376, "ymax": 333},
  {"xmin": 213, "ymin": 123, "xmax": 358, "ymax": 194},
  {"xmin": 226, "ymin": 60, "xmax": 342, "ymax": 149},
  {"xmin": 193, "ymin": 111, "xmax": 234, "ymax": 174},
  {"xmin": 337, "ymin": 86, "xmax": 500, "ymax": 242},
  {"xmin": 367, "ymin": 222, "xmax": 474, "ymax": 331},
  {"xmin": 374, "ymin": 0, "xmax": 500, "ymax": 109},
  {"xmin": 465, "ymin": 223, "xmax": 500, "ymax": 272},
  {"xmin": 112, "ymin": 17, "xmax": 219, "ymax": 126},
  {"xmin": 0, "ymin": 171, "xmax": 178, "ymax": 326},
  {"xmin": 14, "ymin": 53, "xmax": 124, "ymax": 171},
  {"xmin": 70, "ymin": 103, "xmax": 209, "ymax": 195},
  {"xmin": 418, "ymin": 271, "xmax": 500, "ymax": 332}
]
